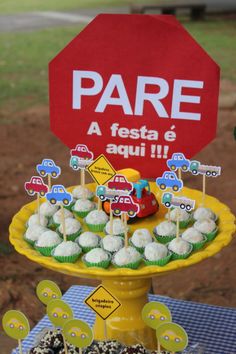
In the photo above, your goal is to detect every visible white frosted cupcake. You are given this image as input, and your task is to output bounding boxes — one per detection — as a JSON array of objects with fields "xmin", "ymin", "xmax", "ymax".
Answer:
[
  {"xmin": 143, "ymin": 242, "xmax": 171, "ymax": 266},
  {"xmin": 165, "ymin": 208, "xmax": 192, "ymax": 228},
  {"xmin": 194, "ymin": 219, "xmax": 218, "ymax": 241},
  {"xmin": 35, "ymin": 230, "xmax": 61, "ymax": 256},
  {"xmin": 83, "ymin": 248, "xmax": 111, "ymax": 268},
  {"xmin": 101, "ymin": 235, "xmax": 124, "ymax": 254},
  {"xmin": 52, "ymin": 241, "xmax": 81, "ymax": 263},
  {"xmin": 168, "ymin": 238, "xmax": 192, "ymax": 260},
  {"xmin": 113, "ymin": 246, "xmax": 142, "ymax": 269},
  {"xmin": 85, "ymin": 210, "xmax": 109, "ymax": 232},
  {"xmin": 27, "ymin": 214, "xmax": 48, "ymax": 228},
  {"xmin": 104, "ymin": 218, "xmax": 127, "ymax": 237},
  {"xmin": 130, "ymin": 229, "xmax": 152, "ymax": 253},
  {"xmin": 50, "ymin": 208, "xmax": 73, "ymax": 228},
  {"xmin": 57, "ymin": 218, "xmax": 82, "ymax": 241},
  {"xmin": 72, "ymin": 186, "xmax": 94, "ymax": 200},
  {"xmin": 153, "ymin": 221, "xmax": 176, "ymax": 244},
  {"xmin": 39, "ymin": 201, "xmax": 59, "ymax": 218},
  {"xmin": 72, "ymin": 199, "xmax": 96, "ymax": 218},
  {"xmin": 76, "ymin": 231, "xmax": 100, "ymax": 252},
  {"xmin": 182, "ymin": 227, "xmax": 207, "ymax": 251},
  {"xmin": 24, "ymin": 225, "xmax": 48, "ymax": 246},
  {"xmin": 193, "ymin": 207, "xmax": 217, "ymax": 221}
]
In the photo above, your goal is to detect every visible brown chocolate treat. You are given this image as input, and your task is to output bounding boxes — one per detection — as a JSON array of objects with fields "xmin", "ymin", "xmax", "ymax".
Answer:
[
  {"xmin": 85, "ymin": 340, "xmax": 122, "ymax": 354},
  {"xmin": 39, "ymin": 329, "xmax": 64, "ymax": 350},
  {"xmin": 29, "ymin": 346, "xmax": 54, "ymax": 354},
  {"xmin": 120, "ymin": 344, "xmax": 147, "ymax": 354}
]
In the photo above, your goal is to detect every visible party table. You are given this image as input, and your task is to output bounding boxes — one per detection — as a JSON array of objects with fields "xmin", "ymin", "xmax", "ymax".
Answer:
[{"xmin": 12, "ymin": 285, "xmax": 236, "ymax": 354}]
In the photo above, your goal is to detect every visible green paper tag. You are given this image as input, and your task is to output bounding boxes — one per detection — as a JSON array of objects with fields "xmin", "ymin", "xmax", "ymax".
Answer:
[
  {"xmin": 2, "ymin": 310, "xmax": 30, "ymax": 340},
  {"xmin": 63, "ymin": 319, "xmax": 93, "ymax": 348},
  {"xmin": 142, "ymin": 301, "xmax": 172, "ymax": 329},
  {"xmin": 36, "ymin": 280, "xmax": 62, "ymax": 305},
  {"xmin": 47, "ymin": 299, "xmax": 73, "ymax": 327},
  {"xmin": 156, "ymin": 322, "xmax": 188, "ymax": 352}
]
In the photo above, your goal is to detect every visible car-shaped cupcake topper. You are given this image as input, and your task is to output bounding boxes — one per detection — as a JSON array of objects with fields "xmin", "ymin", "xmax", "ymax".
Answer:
[
  {"xmin": 36, "ymin": 280, "xmax": 62, "ymax": 306},
  {"xmin": 156, "ymin": 322, "xmax": 188, "ymax": 353},
  {"xmin": 162, "ymin": 192, "xmax": 195, "ymax": 211},
  {"xmin": 108, "ymin": 174, "xmax": 133, "ymax": 192},
  {"xmin": 156, "ymin": 171, "xmax": 183, "ymax": 192},
  {"xmin": 70, "ymin": 144, "xmax": 94, "ymax": 161},
  {"xmin": 190, "ymin": 160, "xmax": 221, "ymax": 177},
  {"xmin": 167, "ymin": 153, "xmax": 190, "ymax": 172},
  {"xmin": 63, "ymin": 319, "xmax": 93, "ymax": 349},
  {"xmin": 96, "ymin": 185, "xmax": 130, "ymax": 202},
  {"xmin": 37, "ymin": 159, "xmax": 61, "ymax": 178},
  {"xmin": 111, "ymin": 195, "xmax": 140, "ymax": 218},
  {"xmin": 46, "ymin": 185, "xmax": 73, "ymax": 206},
  {"xmin": 24, "ymin": 176, "xmax": 48, "ymax": 197}
]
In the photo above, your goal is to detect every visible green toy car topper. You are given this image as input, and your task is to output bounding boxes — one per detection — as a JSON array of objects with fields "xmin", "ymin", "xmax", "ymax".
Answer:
[
  {"xmin": 2, "ymin": 310, "xmax": 30, "ymax": 340},
  {"xmin": 156, "ymin": 322, "xmax": 188, "ymax": 352},
  {"xmin": 36, "ymin": 280, "xmax": 62, "ymax": 305}
]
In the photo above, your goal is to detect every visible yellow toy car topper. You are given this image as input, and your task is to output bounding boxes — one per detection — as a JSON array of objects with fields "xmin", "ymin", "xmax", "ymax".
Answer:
[
  {"xmin": 2, "ymin": 310, "xmax": 30, "ymax": 340},
  {"xmin": 156, "ymin": 322, "xmax": 188, "ymax": 352},
  {"xmin": 47, "ymin": 299, "xmax": 73, "ymax": 327},
  {"xmin": 142, "ymin": 301, "xmax": 172, "ymax": 329},
  {"xmin": 63, "ymin": 319, "xmax": 93, "ymax": 348},
  {"xmin": 36, "ymin": 280, "xmax": 62, "ymax": 305}
]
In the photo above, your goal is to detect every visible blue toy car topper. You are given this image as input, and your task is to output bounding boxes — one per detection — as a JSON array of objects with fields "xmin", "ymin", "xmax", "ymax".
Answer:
[
  {"xmin": 37, "ymin": 159, "xmax": 61, "ymax": 178},
  {"xmin": 156, "ymin": 171, "xmax": 183, "ymax": 192},
  {"xmin": 46, "ymin": 185, "xmax": 72, "ymax": 206},
  {"xmin": 167, "ymin": 153, "xmax": 190, "ymax": 172}
]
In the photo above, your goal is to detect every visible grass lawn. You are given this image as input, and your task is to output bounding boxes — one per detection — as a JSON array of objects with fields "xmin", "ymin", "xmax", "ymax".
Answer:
[{"xmin": 0, "ymin": 19, "xmax": 236, "ymax": 115}]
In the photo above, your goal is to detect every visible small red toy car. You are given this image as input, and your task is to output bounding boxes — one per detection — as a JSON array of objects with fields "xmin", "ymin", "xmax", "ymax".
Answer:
[
  {"xmin": 108, "ymin": 175, "xmax": 133, "ymax": 191},
  {"xmin": 70, "ymin": 144, "xmax": 93, "ymax": 160},
  {"xmin": 111, "ymin": 195, "xmax": 139, "ymax": 217},
  {"xmin": 24, "ymin": 176, "xmax": 48, "ymax": 196}
]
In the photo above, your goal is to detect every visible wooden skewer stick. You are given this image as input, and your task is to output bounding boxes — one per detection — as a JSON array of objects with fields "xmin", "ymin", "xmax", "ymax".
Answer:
[
  {"xmin": 109, "ymin": 208, "xmax": 113, "ymax": 235},
  {"xmin": 37, "ymin": 193, "xmax": 40, "ymax": 224},
  {"xmin": 157, "ymin": 340, "xmax": 161, "ymax": 354},
  {"xmin": 97, "ymin": 198, "xmax": 102, "ymax": 211},
  {"xmin": 167, "ymin": 207, "xmax": 171, "ymax": 222},
  {"xmin": 62, "ymin": 334, "xmax": 69, "ymax": 354},
  {"xmin": 81, "ymin": 168, "xmax": 85, "ymax": 187},
  {"xmin": 79, "ymin": 348, "xmax": 82, "ymax": 354},
  {"xmin": 18, "ymin": 339, "xmax": 23, "ymax": 354},
  {"xmin": 176, "ymin": 208, "xmax": 180, "ymax": 238},
  {"xmin": 178, "ymin": 168, "xmax": 182, "ymax": 196},
  {"xmin": 48, "ymin": 174, "xmax": 52, "ymax": 191},
  {"xmin": 202, "ymin": 173, "xmax": 206, "ymax": 206},
  {"xmin": 124, "ymin": 214, "xmax": 128, "ymax": 248},
  {"xmin": 104, "ymin": 319, "xmax": 107, "ymax": 340},
  {"xmin": 61, "ymin": 204, "xmax": 67, "ymax": 242}
]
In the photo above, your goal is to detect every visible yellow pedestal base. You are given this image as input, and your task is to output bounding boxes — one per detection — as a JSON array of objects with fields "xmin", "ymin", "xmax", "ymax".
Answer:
[{"xmin": 94, "ymin": 278, "xmax": 156, "ymax": 349}]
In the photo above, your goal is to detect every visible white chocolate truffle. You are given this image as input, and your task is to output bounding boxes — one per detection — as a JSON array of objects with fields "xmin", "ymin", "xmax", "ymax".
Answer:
[
  {"xmin": 25, "ymin": 225, "xmax": 48, "ymax": 242},
  {"xmin": 77, "ymin": 232, "xmax": 100, "ymax": 248},
  {"xmin": 36, "ymin": 230, "xmax": 61, "ymax": 247},
  {"xmin": 194, "ymin": 219, "xmax": 216, "ymax": 234},
  {"xmin": 58, "ymin": 218, "xmax": 81, "ymax": 235},
  {"xmin": 101, "ymin": 235, "xmax": 124, "ymax": 253},
  {"xmin": 72, "ymin": 186, "xmax": 94, "ymax": 200},
  {"xmin": 85, "ymin": 210, "xmax": 109, "ymax": 225},
  {"xmin": 53, "ymin": 241, "xmax": 81, "ymax": 256},
  {"xmin": 113, "ymin": 246, "xmax": 141, "ymax": 266},
  {"xmin": 52, "ymin": 208, "xmax": 73, "ymax": 225},
  {"xmin": 85, "ymin": 248, "xmax": 109, "ymax": 263},
  {"xmin": 74, "ymin": 199, "xmax": 95, "ymax": 212},
  {"xmin": 105, "ymin": 219, "xmax": 126, "ymax": 235},
  {"xmin": 144, "ymin": 242, "xmax": 168, "ymax": 261},
  {"xmin": 154, "ymin": 221, "xmax": 176, "ymax": 236},
  {"xmin": 182, "ymin": 227, "xmax": 204, "ymax": 243},
  {"xmin": 166, "ymin": 208, "xmax": 190, "ymax": 222},
  {"xmin": 39, "ymin": 201, "xmax": 58, "ymax": 217},
  {"xmin": 28, "ymin": 214, "xmax": 48, "ymax": 227},
  {"xmin": 168, "ymin": 238, "xmax": 191, "ymax": 255},
  {"xmin": 193, "ymin": 207, "xmax": 216, "ymax": 221},
  {"xmin": 131, "ymin": 229, "xmax": 152, "ymax": 248}
]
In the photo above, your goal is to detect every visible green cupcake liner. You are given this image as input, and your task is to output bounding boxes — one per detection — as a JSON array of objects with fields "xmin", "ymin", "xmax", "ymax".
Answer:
[
  {"xmin": 57, "ymin": 228, "xmax": 82, "ymax": 242},
  {"xmin": 143, "ymin": 252, "xmax": 172, "ymax": 266},
  {"xmin": 80, "ymin": 245, "xmax": 98, "ymax": 253},
  {"xmin": 51, "ymin": 249, "xmax": 81, "ymax": 263},
  {"xmin": 86, "ymin": 222, "xmax": 107, "ymax": 232},
  {"xmin": 47, "ymin": 217, "xmax": 59, "ymax": 230},
  {"xmin": 153, "ymin": 231, "xmax": 176, "ymax": 244},
  {"xmin": 103, "ymin": 227, "xmax": 125, "ymax": 238},
  {"xmin": 179, "ymin": 218, "xmax": 193, "ymax": 229},
  {"xmin": 82, "ymin": 254, "xmax": 111, "ymax": 268},
  {"xmin": 204, "ymin": 228, "xmax": 218, "ymax": 242},
  {"xmin": 190, "ymin": 235, "xmax": 208, "ymax": 251},
  {"xmin": 170, "ymin": 245, "xmax": 193, "ymax": 260},
  {"xmin": 72, "ymin": 207, "xmax": 95, "ymax": 219},
  {"xmin": 35, "ymin": 244, "xmax": 60, "ymax": 257},
  {"xmin": 111, "ymin": 257, "xmax": 142, "ymax": 270},
  {"xmin": 129, "ymin": 239, "xmax": 145, "ymax": 254},
  {"xmin": 23, "ymin": 235, "xmax": 35, "ymax": 247},
  {"xmin": 100, "ymin": 237, "xmax": 124, "ymax": 255},
  {"xmin": 64, "ymin": 201, "xmax": 75, "ymax": 211}
]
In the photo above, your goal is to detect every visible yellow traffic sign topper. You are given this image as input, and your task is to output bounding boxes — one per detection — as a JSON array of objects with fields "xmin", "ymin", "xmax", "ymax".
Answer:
[
  {"xmin": 84, "ymin": 285, "xmax": 121, "ymax": 320},
  {"xmin": 87, "ymin": 154, "xmax": 116, "ymax": 185}
]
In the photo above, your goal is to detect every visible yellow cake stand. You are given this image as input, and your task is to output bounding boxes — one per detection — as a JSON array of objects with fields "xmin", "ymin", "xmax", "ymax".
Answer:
[{"xmin": 9, "ymin": 169, "xmax": 235, "ymax": 349}]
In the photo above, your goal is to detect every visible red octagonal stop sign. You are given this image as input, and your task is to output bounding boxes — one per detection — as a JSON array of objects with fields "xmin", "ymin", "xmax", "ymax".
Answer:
[{"xmin": 49, "ymin": 14, "xmax": 219, "ymax": 178}]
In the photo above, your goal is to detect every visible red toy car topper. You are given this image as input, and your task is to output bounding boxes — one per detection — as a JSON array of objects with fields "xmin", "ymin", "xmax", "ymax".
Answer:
[
  {"xmin": 70, "ymin": 144, "xmax": 93, "ymax": 160},
  {"xmin": 108, "ymin": 174, "xmax": 133, "ymax": 192},
  {"xmin": 111, "ymin": 195, "xmax": 139, "ymax": 217},
  {"xmin": 24, "ymin": 176, "xmax": 48, "ymax": 197}
]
